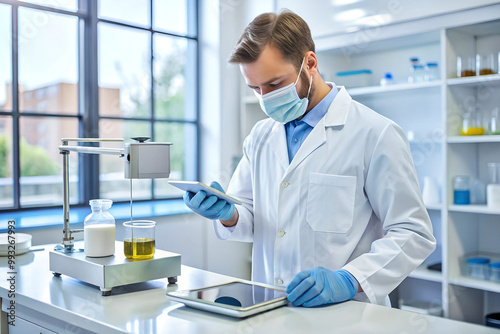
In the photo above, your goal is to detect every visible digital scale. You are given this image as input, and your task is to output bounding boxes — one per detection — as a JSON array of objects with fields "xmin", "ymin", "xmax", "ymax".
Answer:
[
  {"xmin": 50, "ymin": 241, "xmax": 181, "ymax": 296},
  {"xmin": 49, "ymin": 138, "xmax": 182, "ymax": 296}
]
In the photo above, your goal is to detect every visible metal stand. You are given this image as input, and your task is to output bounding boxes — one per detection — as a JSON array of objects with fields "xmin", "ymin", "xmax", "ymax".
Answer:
[{"xmin": 49, "ymin": 138, "xmax": 181, "ymax": 295}]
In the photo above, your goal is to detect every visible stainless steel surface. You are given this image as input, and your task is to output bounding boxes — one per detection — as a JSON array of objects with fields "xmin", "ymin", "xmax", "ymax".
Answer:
[
  {"xmin": 124, "ymin": 142, "xmax": 172, "ymax": 179},
  {"xmin": 60, "ymin": 149, "xmax": 78, "ymax": 250},
  {"xmin": 50, "ymin": 241, "xmax": 181, "ymax": 295},
  {"xmin": 58, "ymin": 145, "xmax": 125, "ymax": 155},
  {"xmin": 61, "ymin": 138, "xmax": 124, "ymax": 142}
]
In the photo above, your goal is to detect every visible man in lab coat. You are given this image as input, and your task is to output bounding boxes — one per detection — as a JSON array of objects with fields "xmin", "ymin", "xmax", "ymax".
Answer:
[{"xmin": 184, "ymin": 10, "xmax": 436, "ymax": 306}]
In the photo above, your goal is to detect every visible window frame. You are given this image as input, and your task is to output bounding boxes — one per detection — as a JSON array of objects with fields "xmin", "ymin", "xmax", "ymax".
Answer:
[{"xmin": 0, "ymin": 0, "xmax": 199, "ymax": 212}]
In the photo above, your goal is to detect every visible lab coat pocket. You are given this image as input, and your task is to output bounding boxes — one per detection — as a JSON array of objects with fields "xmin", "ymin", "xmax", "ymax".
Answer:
[{"xmin": 306, "ymin": 173, "xmax": 356, "ymax": 233}]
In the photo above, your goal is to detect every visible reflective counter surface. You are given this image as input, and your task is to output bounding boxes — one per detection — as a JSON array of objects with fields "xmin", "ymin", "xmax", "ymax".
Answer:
[{"xmin": 0, "ymin": 244, "xmax": 498, "ymax": 333}]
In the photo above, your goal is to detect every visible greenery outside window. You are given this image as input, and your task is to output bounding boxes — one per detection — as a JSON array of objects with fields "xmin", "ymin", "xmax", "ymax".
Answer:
[{"xmin": 0, "ymin": 0, "xmax": 198, "ymax": 213}]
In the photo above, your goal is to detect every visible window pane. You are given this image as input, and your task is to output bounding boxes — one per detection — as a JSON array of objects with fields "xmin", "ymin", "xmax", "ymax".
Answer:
[
  {"xmin": 153, "ymin": 0, "xmax": 196, "ymax": 36},
  {"xmin": 154, "ymin": 34, "xmax": 197, "ymax": 120},
  {"xmin": 0, "ymin": 5, "xmax": 12, "ymax": 111},
  {"xmin": 19, "ymin": 0, "xmax": 78, "ymax": 12},
  {"xmin": 99, "ymin": 119, "xmax": 152, "ymax": 201},
  {"xmin": 19, "ymin": 116, "xmax": 79, "ymax": 207},
  {"xmin": 98, "ymin": 0, "xmax": 150, "ymax": 27},
  {"xmin": 154, "ymin": 122, "xmax": 196, "ymax": 198},
  {"xmin": 0, "ymin": 116, "xmax": 13, "ymax": 208},
  {"xmin": 99, "ymin": 23, "xmax": 151, "ymax": 118},
  {"xmin": 19, "ymin": 8, "xmax": 78, "ymax": 114}
]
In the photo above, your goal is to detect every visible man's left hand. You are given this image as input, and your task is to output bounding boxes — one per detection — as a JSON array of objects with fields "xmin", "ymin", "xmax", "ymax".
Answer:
[{"xmin": 286, "ymin": 267, "xmax": 358, "ymax": 307}]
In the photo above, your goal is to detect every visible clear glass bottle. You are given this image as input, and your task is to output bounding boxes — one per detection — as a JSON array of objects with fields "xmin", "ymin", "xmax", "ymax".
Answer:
[
  {"xmin": 84, "ymin": 199, "xmax": 116, "ymax": 257},
  {"xmin": 487, "ymin": 163, "xmax": 500, "ymax": 209},
  {"xmin": 453, "ymin": 176, "xmax": 470, "ymax": 205},
  {"xmin": 380, "ymin": 72, "xmax": 394, "ymax": 86},
  {"xmin": 408, "ymin": 57, "xmax": 419, "ymax": 83},
  {"xmin": 424, "ymin": 62, "xmax": 439, "ymax": 81},
  {"xmin": 413, "ymin": 64, "xmax": 425, "ymax": 83}
]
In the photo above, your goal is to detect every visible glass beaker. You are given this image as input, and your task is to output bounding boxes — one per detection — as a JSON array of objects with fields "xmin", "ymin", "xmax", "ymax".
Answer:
[
  {"xmin": 453, "ymin": 176, "xmax": 470, "ymax": 205},
  {"xmin": 123, "ymin": 220, "xmax": 156, "ymax": 260},
  {"xmin": 489, "ymin": 107, "xmax": 500, "ymax": 135},
  {"xmin": 457, "ymin": 55, "xmax": 476, "ymax": 77},
  {"xmin": 461, "ymin": 105, "xmax": 484, "ymax": 136},
  {"xmin": 477, "ymin": 53, "xmax": 495, "ymax": 76}
]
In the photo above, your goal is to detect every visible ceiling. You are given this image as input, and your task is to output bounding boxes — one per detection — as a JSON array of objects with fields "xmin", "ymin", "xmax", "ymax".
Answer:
[{"xmin": 275, "ymin": 0, "xmax": 500, "ymax": 37}]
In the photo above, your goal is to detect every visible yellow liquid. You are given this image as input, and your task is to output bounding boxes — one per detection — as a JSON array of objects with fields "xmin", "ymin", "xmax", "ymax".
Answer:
[
  {"xmin": 124, "ymin": 238, "xmax": 155, "ymax": 259},
  {"xmin": 461, "ymin": 127, "xmax": 485, "ymax": 136}
]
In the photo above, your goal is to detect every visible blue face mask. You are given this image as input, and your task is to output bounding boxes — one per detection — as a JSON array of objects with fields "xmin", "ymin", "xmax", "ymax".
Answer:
[{"xmin": 255, "ymin": 57, "xmax": 312, "ymax": 123}]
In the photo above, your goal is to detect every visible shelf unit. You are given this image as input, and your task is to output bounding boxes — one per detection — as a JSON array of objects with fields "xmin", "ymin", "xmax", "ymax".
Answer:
[{"xmin": 238, "ymin": 5, "xmax": 500, "ymax": 327}]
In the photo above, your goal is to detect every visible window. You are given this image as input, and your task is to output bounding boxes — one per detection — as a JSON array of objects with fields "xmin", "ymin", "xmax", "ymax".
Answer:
[{"xmin": 0, "ymin": 0, "xmax": 198, "ymax": 212}]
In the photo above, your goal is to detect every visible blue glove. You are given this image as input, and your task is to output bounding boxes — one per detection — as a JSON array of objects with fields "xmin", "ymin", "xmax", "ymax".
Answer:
[
  {"xmin": 183, "ymin": 181, "xmax": 235, "ymax": 221},
  {"xmin": 286, "ymin": 267, "xmax": 358, "ymax": 307}
]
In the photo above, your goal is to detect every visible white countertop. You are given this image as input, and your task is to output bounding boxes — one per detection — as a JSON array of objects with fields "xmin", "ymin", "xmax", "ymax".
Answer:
[{"xmin": 0, "ymin": 244, "xmax": 498, "ymax": 333}]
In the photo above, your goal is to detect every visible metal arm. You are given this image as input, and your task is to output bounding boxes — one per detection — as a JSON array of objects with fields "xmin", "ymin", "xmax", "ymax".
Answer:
[{"xmin": 56, "ymin": 138, "xmax": 124, "ymax": 252}]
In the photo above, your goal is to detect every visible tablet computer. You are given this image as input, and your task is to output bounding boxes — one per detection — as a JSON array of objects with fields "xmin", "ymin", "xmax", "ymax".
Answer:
[
  {"xmin": 166, "ymin": 281, "xmax": 288, "ymax": 318},
  {"xmin": 168, "ymin": 180, "xmax": 242, "ymax": 205}
]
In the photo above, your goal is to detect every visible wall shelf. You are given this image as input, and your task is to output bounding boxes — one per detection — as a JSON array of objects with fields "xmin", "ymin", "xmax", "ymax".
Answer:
[
  {"xmin": 426, "ymin": 204, "xmax": 443, "ymax": 211},
  {"xmin": 347, "ymin": 81, "xmax": 441, "ymax": 97},
  {"xmin": 447, "ymin": 136, "xmax": 500, "ymax": 144},
  {"xmin": 448, "ymin": 205, "xmax": 500, "ymax": 215},
  {"xmin": 446, "ymin": 74, "xmax": 500, "ymax": 87},
  {"xmin": 409, "ymin": 264, "xmax": 443, "ymax": 283},
  {"xmin": 449, "ymin": 276, "xmax": 500, "ymax": 294}
]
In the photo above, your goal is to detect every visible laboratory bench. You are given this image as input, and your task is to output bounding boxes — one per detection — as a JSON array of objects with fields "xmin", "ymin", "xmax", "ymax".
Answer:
[{"xmin": 0, "ymin": 245, "xmax": 498, "ymax": 334}]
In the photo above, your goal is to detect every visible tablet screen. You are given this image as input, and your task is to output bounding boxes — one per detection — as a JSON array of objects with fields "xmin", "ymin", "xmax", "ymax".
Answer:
[{"xmin": 187, "ymin": 282, "xmax": 287, "ymax": 308}]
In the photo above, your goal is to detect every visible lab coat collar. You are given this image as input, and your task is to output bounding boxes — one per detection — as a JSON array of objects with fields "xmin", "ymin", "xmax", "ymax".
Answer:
[
  {"xmin": 324, "ymin": 86, "xmax": 351, "ymax": 127},
  {"xmin": 269, "ymin": 122, "xmax": 290, "ymax": 171},
  {"xmin": 268, "ymin": 85, "xmax": 352, "ymax": 173}
]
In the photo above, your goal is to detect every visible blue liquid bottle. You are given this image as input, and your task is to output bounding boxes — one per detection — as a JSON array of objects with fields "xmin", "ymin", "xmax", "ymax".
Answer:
[{"xmin": 453, "ymin": 176, "xmax": 470, "ymax": 205}]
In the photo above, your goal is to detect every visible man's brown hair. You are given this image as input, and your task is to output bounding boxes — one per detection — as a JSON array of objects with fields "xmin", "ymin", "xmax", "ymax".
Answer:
[{"xmin": 228, "ymin": 10, "xmax": 315, "ymax": 72}]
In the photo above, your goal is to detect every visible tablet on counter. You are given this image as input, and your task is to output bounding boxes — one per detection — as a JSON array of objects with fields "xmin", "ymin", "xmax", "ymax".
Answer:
[
  {"xmin": 167, "ymin": 180, "xmax": 242, "ymax": 205},
  {"xmin": 166, "ymin": 281, "xmax": 288, "ymax": 318}
]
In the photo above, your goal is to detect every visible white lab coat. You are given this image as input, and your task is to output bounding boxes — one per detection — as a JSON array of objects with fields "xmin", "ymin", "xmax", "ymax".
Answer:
[{"xmin": 214, "ymin": 86, "xmax": 436, "ymax": 305}]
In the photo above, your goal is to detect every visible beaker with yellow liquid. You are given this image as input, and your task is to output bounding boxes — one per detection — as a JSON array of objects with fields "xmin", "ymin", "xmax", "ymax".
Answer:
[{"xmin": 123, "ymin": 220, "xmax": 156, "ymax": 260}]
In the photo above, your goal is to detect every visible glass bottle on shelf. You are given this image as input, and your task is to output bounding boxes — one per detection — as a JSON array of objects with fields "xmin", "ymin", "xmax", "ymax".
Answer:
[
  {"xmin": 408, "ymin": 57, "xmax": 419, "ymax": 83},
  {"xmin": 380, "ymin": 72, "xmax": 394, "ymax": 86},
  {"xmin": 453, "ymin": 176, "xmax": 470, "ymax": 205},
  {"xmin": 424, "ymin": 62, "xmax": 439, "ymax": 81},
  {"xmin": 487, "ymin": 163, "xmax": 500, "ymax": 209},
  {"xmin": 413, "ymin": 65, "xmax": 425, "ymax": 83}
]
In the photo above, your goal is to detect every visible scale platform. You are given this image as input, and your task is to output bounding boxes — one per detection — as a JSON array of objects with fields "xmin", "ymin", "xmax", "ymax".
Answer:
[{"xmin": 49, "ymin": 241, "xmax": 181, "ymax": 296}]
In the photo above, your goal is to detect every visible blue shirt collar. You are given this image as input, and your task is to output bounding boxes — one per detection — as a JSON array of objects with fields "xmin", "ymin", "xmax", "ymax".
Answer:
[{"xmin": 294, "ymin": 82, "xmax": 338, "ymax": 128}]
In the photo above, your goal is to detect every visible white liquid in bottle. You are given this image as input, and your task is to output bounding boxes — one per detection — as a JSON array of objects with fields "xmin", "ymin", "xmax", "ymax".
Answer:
[
  {"xmin": 487, "ymin": 184, "xmax": 500, "ymax": 209},
  {"xmin": 84, "ymin": 224, "xmax": 116, "ymax": 257}
]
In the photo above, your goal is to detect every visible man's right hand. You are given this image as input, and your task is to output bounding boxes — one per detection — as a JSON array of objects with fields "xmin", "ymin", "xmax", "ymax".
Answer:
[{"xmin": 183, "ymin": 181, "xmax": 235, "ymax": 221}]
